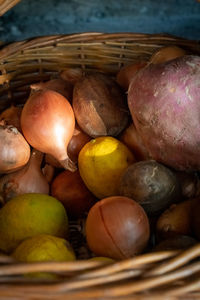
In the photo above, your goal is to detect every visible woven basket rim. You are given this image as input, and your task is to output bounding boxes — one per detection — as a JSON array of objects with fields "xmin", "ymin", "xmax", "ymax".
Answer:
[
  {"xmin": 0, "ymin": 31, "xmax": 199, "ymax": 60},
  {"xmin": 0, "ymin": 0, "xmax": 21, "ymax": 16}
]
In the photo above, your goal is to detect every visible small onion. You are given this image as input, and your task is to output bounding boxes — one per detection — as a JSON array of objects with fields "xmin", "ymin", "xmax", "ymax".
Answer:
[
  {"xmin": 45, "ymin": 123, "xmax": 91, "ymax": 167},
  {"xmin": 0, "ymin": 149, "xmax": 49, "ymax": 204},
  {"xmin": 60, "ymin": 68, "xmax": 84, "ymax": 85},
  {"xmin": 31, "ymin": 78, "xmax": 73, "ymax": 102},
  {"xmin": 0, "ymin": 105, "xmax": 22, "ymax": 132},
  {"xmin": 116, "ymin": 61, "xmax": 146, "ymax": 91},
  {"xmin": 21, "ymin": 89, "xmax": 76, "ymax": 172},
  {"xmin": 150, "ymin": 46, "xmax": 187, "ymax": 64},
  {"xmin": 0, "ymin": 121, "xmax": 30, "ymax": 174}
]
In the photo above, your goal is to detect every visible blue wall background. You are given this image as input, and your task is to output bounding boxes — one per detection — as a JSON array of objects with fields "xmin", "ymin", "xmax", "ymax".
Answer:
[{"xmin": 0, "ymin": 0, "xmax": 200, "ymax": 42}]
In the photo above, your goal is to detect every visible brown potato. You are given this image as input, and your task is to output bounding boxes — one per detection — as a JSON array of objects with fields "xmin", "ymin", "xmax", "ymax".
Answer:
[
  {"xmin": 156, "ymin": 198, "xmax": 198, "ymax": 240},
  {"xmin": 119, "ymin": 160, "xmax": 181, "ymax": 216},
  {"xmin": 153, "ymin": 235, "xmax": 197, "ymax": 251},
  {"xmin": 73, "ymin": 72, "xmax": 129, "ymax": 138}
]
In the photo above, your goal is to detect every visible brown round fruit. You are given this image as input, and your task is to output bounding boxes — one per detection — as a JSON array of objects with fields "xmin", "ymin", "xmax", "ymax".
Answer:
[
  {"xmin": 73, "ymin": 72, "xmax": 129, "ymax": 138},
  {"xmin": 85, "ymin": 196, "xmax": 150, "ymax": 260},
  {"xmin": 156, "ymin": 198, "xmax": 197, "ymax": 240},
  {"xmin": 51, "ymin": 170, "xmax": 96, "ymax": 219},
  {"xmin": 119, "ymin": 160, "xmax": 181, "ymax": 216}
]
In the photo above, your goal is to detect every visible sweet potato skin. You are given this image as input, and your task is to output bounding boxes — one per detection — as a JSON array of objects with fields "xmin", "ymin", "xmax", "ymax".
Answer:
[{"xmin": 128, "ymin": 55, "xmax": 200, "ymax": 171}]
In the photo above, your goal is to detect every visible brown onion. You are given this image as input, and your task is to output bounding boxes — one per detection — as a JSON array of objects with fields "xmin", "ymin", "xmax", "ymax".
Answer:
[
  {"xmin": 86, "ymin": 196, "xmax": 150, "ymax": 259},
  {"xmin": 51, "ymin": 170, "xmax": 96, "ymax": 219},
  {"xmin": 0, "ymin": 149, "xmax": 49, "ymax": 203},
  {"xmin": 0, "ymin": 105, "xmax": 22, "ymax": 132},
  {"xmin": 150, "ymin": 46, "xmax": 187, "ymax": 64},
  {"xmin": 45, "ymin": 123, "xmax": 91, "ymax": 167},
  {"xmin": 31, "ymin": 78, "xmax": 73, "ymax": 102},
  {"xmin": 116, "ymin": 61, "xmax": 146, "ymax": 91},
  {"xmin": 119, "ymin": 123, "xmax": 150, "ymax": 161},
  {"xmin": 21, "ymin": 89, "xmax": 76, "ymax": 172},
  {"xmin": 0, "ymin": 121, "xmax": 30, "ymax": 174}
]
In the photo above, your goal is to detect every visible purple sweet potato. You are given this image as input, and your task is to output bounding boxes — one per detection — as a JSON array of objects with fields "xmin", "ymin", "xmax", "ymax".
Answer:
[{"xmin": 128, "ymin": 55, "xmax": 200, "ymax": 171}]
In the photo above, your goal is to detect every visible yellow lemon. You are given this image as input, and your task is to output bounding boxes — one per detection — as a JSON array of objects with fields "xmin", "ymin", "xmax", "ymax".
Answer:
[
  {"xmin": 0, "ymin": 193, "xmax": 68, "ymax": 253},
  {"xmin": 78, "ymin": 136, "xmax": 135, "ymax": 198},
  {"xmin": 12, "ymin": 234, "xmax": 75, "ymax": 262}
]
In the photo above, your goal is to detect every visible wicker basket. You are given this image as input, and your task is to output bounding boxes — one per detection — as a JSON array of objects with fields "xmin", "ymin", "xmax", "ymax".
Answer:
[
  {"xmin": 0, "ymin": 32, "xmax": 200, "ymax": 299},
  {"xmin": 0, "ymin": 0, "xmax": 21, "ymax": 16}
]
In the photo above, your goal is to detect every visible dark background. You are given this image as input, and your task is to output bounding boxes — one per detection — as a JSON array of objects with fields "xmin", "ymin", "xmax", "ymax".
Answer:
[{"xmin": 0, "ymin": 0, "xmax": 200, "ymax": 43}]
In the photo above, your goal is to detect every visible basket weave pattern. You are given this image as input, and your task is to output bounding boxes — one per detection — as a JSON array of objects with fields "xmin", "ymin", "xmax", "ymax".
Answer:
[
  {"xmin": 0, "ymin": 32, "xmax": 200, "ymax": 299},
  {"xmin": 0, "ymin": 0, "xmax": 21, "ymax": 16}
]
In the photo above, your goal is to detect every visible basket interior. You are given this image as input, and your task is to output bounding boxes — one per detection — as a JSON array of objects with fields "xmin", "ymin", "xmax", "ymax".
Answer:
[{"xmin": 0, "ymin": 32, "xmax": 200, "ymax": 299}]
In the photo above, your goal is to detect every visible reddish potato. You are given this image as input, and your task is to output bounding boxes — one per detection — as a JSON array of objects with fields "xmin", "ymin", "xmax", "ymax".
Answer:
[{"xmin": 128, "ymin": 55, "xmax": 200, "ymax": 171}]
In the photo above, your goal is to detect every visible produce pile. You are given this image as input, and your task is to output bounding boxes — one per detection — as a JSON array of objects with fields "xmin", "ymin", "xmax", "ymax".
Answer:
[{"xmin": 0, "ymin": 45, "xmax": 200, "ymax": 271}]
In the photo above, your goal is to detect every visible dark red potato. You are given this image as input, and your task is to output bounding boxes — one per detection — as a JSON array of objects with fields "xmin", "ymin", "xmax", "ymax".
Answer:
[{"xmin": 128, "ymin": 55, "xmax": 200, "ymax": 171}]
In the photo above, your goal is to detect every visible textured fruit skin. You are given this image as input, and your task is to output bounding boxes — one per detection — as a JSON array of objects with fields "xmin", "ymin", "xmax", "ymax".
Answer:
[
  {"xmin": 86, "ymin": 196, "xmax": 150, "ymax": 259},
  {"xmin": 0, "ymin": 193, "xmax": 68, "ymax": 253},
  {"xmin": 128, "ymin": 55, "xmax": 200, "ymax": 171},
  {"xmin": 12, "ymin": 234, "xmax": 75, "ymax": 262},
  {"xmin": 73, "ymin": 73, "xmax": 129, "ymax": 138},
  {"xmin": 119, "ymin": 160, "xmax": 181, "ymax": 216},
  {"xmin": 78, "ymin": 136, "xmax": 135, "ymax": 198}
]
